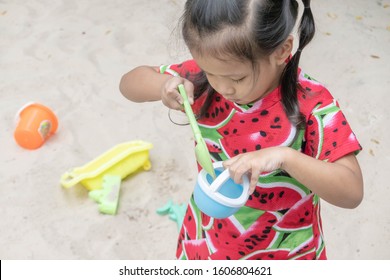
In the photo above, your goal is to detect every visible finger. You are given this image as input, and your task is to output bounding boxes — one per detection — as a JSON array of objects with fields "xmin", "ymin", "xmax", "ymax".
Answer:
[
  {"xmin": 249, "ymin": 176, "xmax": 258, "ymax": 193},
  {"xmin": 172, "ymin": 89, "xmax": 184, "ymax": 106},
  {"xmin": 222, "ymin": 160, "xmax": 231, "ymax": 169},
  {"xmin": 229, "ymin": 160, "xmax": 247, "ymax": 185},
  {"xmin": 163, "ymin": 88, "xmax": 183, "ymax": 110},
  {"xmin": 248, "ymin": 184, "xmax": 256, "ymax": 195},
  {"xmin": 162, "ymin": 96, "xmax": 182, "ymax": 111},
  {"xmin": 249, "ymin": 169, "xmax": 261, "ymax": 193},
  {"xmin": 172, "ymin": 102, "xmax": 184, "ymax": 111},
  {"xmin": 183, "ymin": 80, "xmax": 195, "ymax": 104},
  {"xmin": 223, "ymin": 155, "xmax": 241, "ymax": 168}
]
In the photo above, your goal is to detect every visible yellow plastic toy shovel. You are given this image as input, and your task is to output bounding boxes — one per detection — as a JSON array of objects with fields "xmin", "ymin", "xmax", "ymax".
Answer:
[{"xmin": 178, "ymin": 84, "xmax": 216, "ymax": 180}]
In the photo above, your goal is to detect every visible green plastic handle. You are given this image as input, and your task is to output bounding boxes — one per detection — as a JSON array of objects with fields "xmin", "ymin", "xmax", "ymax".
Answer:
[
  {"xmin": 178, "ymin": 84, "xmax": 216, "ymax": 179},
  {"xmin": 178, "ymin": 84, "xmax": 201, "ymax": 136}
]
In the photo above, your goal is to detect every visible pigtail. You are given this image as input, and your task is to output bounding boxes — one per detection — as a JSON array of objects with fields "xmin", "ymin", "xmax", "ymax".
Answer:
[
  {"xmin": 280, "ymin": 0, "xmax": 315, "ymax": 128},
  {"xmin": 192, "ymin": 71, "xmax": 216, "ymax": 119}
]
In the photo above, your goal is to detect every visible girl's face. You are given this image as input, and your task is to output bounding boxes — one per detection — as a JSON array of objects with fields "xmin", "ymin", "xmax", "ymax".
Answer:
[{"xmin": 191, "ymin": 51, "xmax": 283, "ymax": 105}]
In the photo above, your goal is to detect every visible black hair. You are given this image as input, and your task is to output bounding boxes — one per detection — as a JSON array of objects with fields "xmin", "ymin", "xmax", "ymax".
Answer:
[{"xmin": 181, "ymin": 0, "xmax": 315, "ymax": 127}]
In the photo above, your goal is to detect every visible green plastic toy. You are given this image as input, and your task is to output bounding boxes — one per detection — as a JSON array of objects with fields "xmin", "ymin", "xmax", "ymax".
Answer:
[
  {"xmin": 89, "ymin": 175, "xmax": 121, "ymax": 215},
  {"xmin": 178, "ymin": 84, "xmax": 216, "ymax": 179},
  {"xmin": 156, "ymin": 199, "xmax": 187, "ymax": 231}
]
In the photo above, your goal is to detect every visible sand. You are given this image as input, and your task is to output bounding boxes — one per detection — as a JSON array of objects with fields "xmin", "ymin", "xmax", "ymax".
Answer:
[{"xmin": 0, "ymin": 0, "xmax": 389, "ymax": 260}]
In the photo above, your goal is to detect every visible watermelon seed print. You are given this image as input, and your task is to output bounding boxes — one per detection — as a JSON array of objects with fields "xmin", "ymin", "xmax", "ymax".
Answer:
[
  {"xmin": 246, "ymin": 179, "xmax": 309, "ymax": 211},
  {"xmin": 182, "ymin": 239, "xmax": 211, "ymax": 260},
  {"xmin": 273, "ymin": 193, "xmax": 315, "ymax": 232}
]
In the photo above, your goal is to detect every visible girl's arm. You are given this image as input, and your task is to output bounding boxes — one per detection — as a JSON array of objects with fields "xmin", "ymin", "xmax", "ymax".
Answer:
[
  {"xmin": 282, "ymin": 149, "xmax": 363, "ymax": 209},
  {"xmin": 119, "ymin": 65, "xmax": 195, "ymax": 109},
  {"xmin": 223, "ymin": 148, "xmax": 363, "ymax": 209},
  {"xmin": 119, "ymin": 66, "xmax": 169, "ymax": 102}
]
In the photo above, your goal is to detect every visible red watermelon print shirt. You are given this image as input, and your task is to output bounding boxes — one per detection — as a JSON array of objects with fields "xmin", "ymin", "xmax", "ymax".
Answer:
[{"xmin": 160, "ymin": 60, "xmax": 362, "ymax": 260}]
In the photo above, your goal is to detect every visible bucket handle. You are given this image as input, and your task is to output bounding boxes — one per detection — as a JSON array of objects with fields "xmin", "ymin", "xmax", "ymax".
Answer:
[{"xmin": 206, "ymin": 161, "xmax": 250, "ymax": 207}]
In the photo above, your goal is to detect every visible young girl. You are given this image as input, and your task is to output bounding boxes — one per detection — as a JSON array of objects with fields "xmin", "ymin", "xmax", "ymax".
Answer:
[{"xmin": 120, "ymin": 0, "xmax": 363, "ymax": 260}]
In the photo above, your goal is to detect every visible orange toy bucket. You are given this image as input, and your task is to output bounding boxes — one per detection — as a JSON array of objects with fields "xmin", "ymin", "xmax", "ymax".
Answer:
[{"xmin": 14, "ymin": 102, "xmax": 58, "ymax": 150}]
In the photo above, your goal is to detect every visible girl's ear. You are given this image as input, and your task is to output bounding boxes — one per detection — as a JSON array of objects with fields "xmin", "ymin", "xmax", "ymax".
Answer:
[{"xmin": 272, "ymin": 35, "xmax": 294, "ymax": 65}]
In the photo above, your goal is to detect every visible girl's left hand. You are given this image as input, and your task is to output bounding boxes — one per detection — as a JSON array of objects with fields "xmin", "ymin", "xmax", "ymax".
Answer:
[{"xmin": 223, "ymin": 147, "xmax": 287, "ymax": 194}]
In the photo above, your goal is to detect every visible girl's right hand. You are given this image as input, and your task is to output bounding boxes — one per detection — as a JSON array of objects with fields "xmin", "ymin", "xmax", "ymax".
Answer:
[{"xmin": 161, "ymin": 77, "xmax": 195, "ymax": 110}]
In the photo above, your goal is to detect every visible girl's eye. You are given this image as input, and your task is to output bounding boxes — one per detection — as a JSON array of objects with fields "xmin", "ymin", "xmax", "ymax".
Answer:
[{"xmin": 232, "ymin": 77, "xmax": 245, "ymax": 84}]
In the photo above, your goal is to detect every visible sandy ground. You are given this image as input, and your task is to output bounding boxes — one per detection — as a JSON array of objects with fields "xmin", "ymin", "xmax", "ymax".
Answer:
[{"xmin": 0, "ymin": 0, "xmax": 389, "ymax": 260}]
